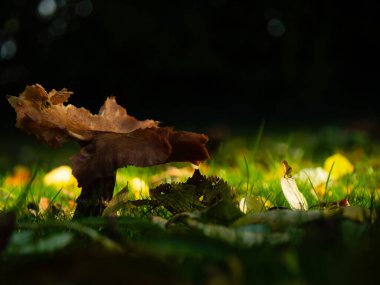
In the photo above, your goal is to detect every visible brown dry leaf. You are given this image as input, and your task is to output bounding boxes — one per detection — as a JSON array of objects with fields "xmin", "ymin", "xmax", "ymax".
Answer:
[
  {"xmin": 8, "ymin": 84, "xmax": 210, "ymax": 188},
  {"xmin": 7, "ymin": 84, "xmax": 158, "ymax": 146}
]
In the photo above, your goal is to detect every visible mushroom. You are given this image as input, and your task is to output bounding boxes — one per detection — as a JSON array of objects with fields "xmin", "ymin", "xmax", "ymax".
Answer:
[{"xmin": 7, "ymin": 84, "xmax": 210, "ymax": 217}]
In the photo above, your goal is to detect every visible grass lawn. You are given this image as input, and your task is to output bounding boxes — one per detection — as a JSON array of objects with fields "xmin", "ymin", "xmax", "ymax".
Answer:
[{"xmin": 1, "ymin": 124, "xmax": 380, "ymax": 284}]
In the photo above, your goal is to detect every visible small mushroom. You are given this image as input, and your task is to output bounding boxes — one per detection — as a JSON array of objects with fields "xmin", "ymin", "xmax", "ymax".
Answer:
[{"xmin": 7, "ymin": 84, "xmax": 210, "ymax": 217}]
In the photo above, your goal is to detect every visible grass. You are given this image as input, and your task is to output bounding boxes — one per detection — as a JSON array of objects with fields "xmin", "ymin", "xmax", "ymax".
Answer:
[{"xmin": 1, "ymin": 125, "xmax": 380, "ymax": 284}]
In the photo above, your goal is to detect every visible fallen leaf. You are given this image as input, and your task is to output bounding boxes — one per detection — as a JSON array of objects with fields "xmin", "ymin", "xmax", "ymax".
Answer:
[
  {"xmin": 102, "ymin": 186, "xmax": 130, "ymax": 217},
  {"xmin": 185, "ymin": 217, "xmax": 288, "ymax": 246},
  {"xmin": 302, "ymin": 171, "xmax": 353, "ymax": 198},
  {"xmin": 43, "ymin": 165, "xmax": 77, "ymax": 187},
  {"xmin": 313, "ymin": 183, "xmax": 328, "ymax": 197},
  {"xmin": 6, "ymin": 231, "xmax": 74, "ymax": 254},
  {"xmin": 295, "ymin": 167, "xmax": 328, "ymax": 188},
  {"xmin": 281, "ymin": 161, "xmax": 308, "ymax": 210},
  {"xmin": 239, "ymin": 196, "xmax": 272, "ymax": 213},
  {"xmin": 233, "ymin": 209, "xmax": 325, "ymax": 230},
  {"xmin": 130, "ymin": 178, "xmax": 149, "ymax": 199},
  {"xmin": 324, "ymin": 153, "xmax": 354, "ymax": 180},
  {"xmin": 281, "ymin": 177, "xmax": 308, "ymax": 210},
  {"xmin": 37, "ymin": 197, "xmax": 64, "ymax": 217},
  {"xmin": 4, "ymin": 166, "xmax": 30, "ymax": 187}
]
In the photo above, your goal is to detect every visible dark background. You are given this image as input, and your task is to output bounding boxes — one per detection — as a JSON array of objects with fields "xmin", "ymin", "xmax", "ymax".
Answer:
[{"xmin": 1, "ymin": 0, "xmax": 379, "ymax": 134}]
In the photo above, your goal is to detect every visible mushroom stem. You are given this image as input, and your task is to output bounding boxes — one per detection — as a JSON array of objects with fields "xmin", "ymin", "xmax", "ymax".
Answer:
[{"xmin": 73, "ymin": 171, "xmax": 116, "ymax": 218}]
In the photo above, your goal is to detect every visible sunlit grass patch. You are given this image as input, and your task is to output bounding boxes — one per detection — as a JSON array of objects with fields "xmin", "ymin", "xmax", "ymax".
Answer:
[
  {"xmin": 0, "ymin": 165, "xmax": 80, "ymax": 217},
  {"xmin": 1, "ymin": 126, "xmax": 380, "ymax": 217}
]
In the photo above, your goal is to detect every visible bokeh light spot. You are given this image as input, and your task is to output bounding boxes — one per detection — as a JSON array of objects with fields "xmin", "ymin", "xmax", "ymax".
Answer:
[
  {"xmin": 49, "ymin": 18, "xmax": 67, "ymax": 36},
  {"xmin": 75, "ymin": 0, "xmax": 93, "ymax": 18},
  {"xmin": 267, "ymin": 18, "xmax": 285, "ymax": 37},
  {"xmin": 37, "ymin": 0, "xmax": 57, "ymax": 18},
  {"xmin": 0, "ymin": 40, "xmax": 17, "ymax": 60},
  {"xmin": 43, "ymin": 165, "xmax": 77, "ymax": 187}
]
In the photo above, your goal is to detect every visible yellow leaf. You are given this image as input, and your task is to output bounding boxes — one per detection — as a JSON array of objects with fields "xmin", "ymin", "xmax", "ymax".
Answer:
[
  {"xmin": 324, "ymin": 153, "xmax": 354, "ymax": 180},
  {"xmin": 130, "ymin": 177, "xmax": 149, "ymax": 199},
  {"xmin": 314, "ymin": 183, "xmax": 326, "ymax": 197},
  {"xmin": 239, "ymin": 196, "xmax": 272, "ymax": 213},
  {"xmin": 43, "ymin": 165, "xmax": 77, "ymax": 187}
]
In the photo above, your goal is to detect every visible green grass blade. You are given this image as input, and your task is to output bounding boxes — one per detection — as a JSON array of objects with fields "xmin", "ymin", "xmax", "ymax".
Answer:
[
  {"xmin": 11, "ymin": 169, "xmax": 38, "ymax": 213},
  {"xmin": 324, "ymin": 161, "xmax": 335, "ymax": 202}
]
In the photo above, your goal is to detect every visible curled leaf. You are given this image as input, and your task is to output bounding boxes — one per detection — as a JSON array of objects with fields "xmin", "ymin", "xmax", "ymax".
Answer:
[
  {"xmin": 7, "ymin": 84, "xmax": 157, "ymax": 146},
  {"xmin": 281, "ymin": 177, "xmax": 308, "ymax": 210},
  {"xmin": 281, "ymin": 161, "xmax": 308, "ymax": 210}
]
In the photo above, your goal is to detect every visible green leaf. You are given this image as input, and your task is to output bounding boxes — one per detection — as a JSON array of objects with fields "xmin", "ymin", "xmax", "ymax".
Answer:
[
  {"xmin": 201, "ymin": 200, "xmax": 243, "ymax": 225},
  {"xmin": 148, "ymin": 169, "xmax": 236, "ymax": 215},
  {"xmin": 233, "ymin": 209, "xmax": 324, "ymax": 231},
  {"xmin": 6, "ymin": 231, "xmax": 74, "ymax": 254}
]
